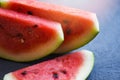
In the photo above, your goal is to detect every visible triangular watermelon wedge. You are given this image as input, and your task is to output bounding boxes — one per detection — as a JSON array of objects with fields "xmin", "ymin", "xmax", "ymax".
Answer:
[
  {"xmin": 3, "ymin": 50, "xmax": 94, "ymax": 80},
  {"xmin": 0, "ymin": 8, "xmax": 64, "ymax": 62},
  {"xmin": 0, "ymin": 0, "xmax": 99, "ymax": 53}
]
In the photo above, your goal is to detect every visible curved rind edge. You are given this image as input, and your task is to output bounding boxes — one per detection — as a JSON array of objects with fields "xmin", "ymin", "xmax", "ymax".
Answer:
[
  {"xmin": 54, "ymin": 13, "xmax": 99, "ymax": 53},
  {"xmin": 76, "ymin": 50, "xmax": 94, "ymax": 80}
]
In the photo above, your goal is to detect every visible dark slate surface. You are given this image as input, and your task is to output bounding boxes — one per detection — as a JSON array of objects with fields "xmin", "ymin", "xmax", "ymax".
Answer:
[{"xmin": 0, "ymin": 0, "xmax": 120, "ymax": 80}]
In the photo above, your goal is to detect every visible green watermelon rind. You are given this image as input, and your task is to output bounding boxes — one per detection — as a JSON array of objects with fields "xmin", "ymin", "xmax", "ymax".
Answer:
[
  {"xmin": 3, "ymin": 50, "xmax": 94, "ymax": 80},
  {"xmin": 55, "ymin": 28, "xmax": 99, "ymax": 53}
]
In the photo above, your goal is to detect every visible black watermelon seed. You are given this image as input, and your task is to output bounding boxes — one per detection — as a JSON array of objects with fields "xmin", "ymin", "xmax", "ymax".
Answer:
[
  {"xmin": 21, "ymin": 71, "xmax": 27, "ymax": 76},
  {"xmin": 53, "ymin": 72, "xmax": 58, "ymax": 79},
  {"xmin": 27, "ymin": 11, "xmax": 33, "ymax": 15},
  {"xmin": 66, "ymin": 28, "xmax": 71, "ymax": 35},
  {"xmin": 16, "ymin": 33, "xmax": 23, "ymax": 38},
  {"xmin": 32, "ymin": 24, "xmax": 38, "ymax": 28}
]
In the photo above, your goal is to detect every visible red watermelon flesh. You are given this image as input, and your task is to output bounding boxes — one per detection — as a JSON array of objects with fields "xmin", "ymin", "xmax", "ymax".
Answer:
[
  {"xmin": 3, "ymin": 50, "xmax": 94, "ymax": 80},
  {"xmin": 0, "ymin": 0, "xmax": 99, "ymax": 53},
  {"xmin": 0, "ymin": 8, "xmax": 64, "ymax": 62}
]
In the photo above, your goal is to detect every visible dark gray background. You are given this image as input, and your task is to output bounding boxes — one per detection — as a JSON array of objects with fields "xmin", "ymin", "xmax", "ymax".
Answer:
[{"xmin": 0, "ymin": 0, "xmax": 120, "ymax": 80}]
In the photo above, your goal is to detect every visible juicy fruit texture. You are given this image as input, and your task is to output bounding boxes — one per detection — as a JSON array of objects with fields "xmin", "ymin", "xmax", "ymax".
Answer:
[
  {"xmin": 0, "ymin": 8, "xmax": 64, "ymax": 62},
  {"xmin": 3, "ymin": 50, "xmax": 94, "ymax": 80},
  {"xmin": 0, "ymin": 0, "xmax": 99, "ymax": 53}
]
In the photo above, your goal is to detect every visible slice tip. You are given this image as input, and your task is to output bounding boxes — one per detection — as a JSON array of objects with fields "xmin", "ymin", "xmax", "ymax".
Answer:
[{"xmin": 4, "ymin": 73, "xmax": 17, "ymax": 80}]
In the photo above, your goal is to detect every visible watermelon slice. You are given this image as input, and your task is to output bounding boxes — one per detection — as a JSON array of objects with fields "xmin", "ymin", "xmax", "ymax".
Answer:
[
  {"xmin": 0, "ymin": 8, "xmax": 64, "ymax": 62},
  {"xmin": 0, "ymin": 0, "xmax": 99, "ymax": 53},
  {"xmin": 3, "ymin": 50, "xmax": 94, "ymax": 80}
]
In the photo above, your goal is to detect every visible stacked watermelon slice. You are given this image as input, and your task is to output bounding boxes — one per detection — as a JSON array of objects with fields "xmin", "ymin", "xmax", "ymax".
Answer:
[{"xmin": 0, "ymin": 0, "xmax": 99, "ymax": 80}]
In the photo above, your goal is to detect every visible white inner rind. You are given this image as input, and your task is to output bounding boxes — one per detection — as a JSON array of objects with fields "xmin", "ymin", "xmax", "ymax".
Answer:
[
  {"xmin": 92, "ymin": 13, "xmax": 99, "ymax": 31},
  {"xmin": 3, "ymin": 73, "xmax": 17, "ymax": 80},
  {"xmin": 75, "ymin": 50, "xmax": 94, "ymax": 80}
]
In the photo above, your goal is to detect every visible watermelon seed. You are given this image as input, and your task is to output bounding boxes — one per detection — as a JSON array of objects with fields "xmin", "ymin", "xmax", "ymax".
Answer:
[
  {"xmin": 27, "ymin": 11, "xmax": 33, "ymax": 15},
  {"xmin": 21, "ymin": 71, "xmax": 27, "ymax": 76},
  {"xmin": 53, "ymin": 72, "xmax": 58, "ymax": 79},
  {"xmin": 15, "ymin": 33, "xmax": 25, "ymax": 43},
  {"xmin": 32, "ymin": 24, "xmax": 38, "ymax": 28},
  {"xmin": 60, "ymin": 70, "xmax": 67, "ymax": 74},
  {"xmin": 63, "ymin": 20, "xmax": 69, "ymax": 24},
  {"xmin": 16, "ymin": 33, "xmax": 23, "ymax": 38},
  {"xmin": 20, "ymin": 38, "xmax": 25, "ymax": 43},
  {"xmin": 66, "ymin": 28, "xmax": 71, "ymax": 35}
]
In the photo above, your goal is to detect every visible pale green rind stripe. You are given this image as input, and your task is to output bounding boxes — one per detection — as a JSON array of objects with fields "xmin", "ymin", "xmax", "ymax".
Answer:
[{"xmin": 0, "ymin": 0, "xmax": 9, "ymax": 8}]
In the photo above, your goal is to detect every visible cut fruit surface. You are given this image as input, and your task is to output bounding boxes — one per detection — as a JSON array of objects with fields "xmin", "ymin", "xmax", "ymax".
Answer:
[
  {"xmin": 3, "ymin": 50, "xmax": 94, "ymax": 80},
  {"xmin": 0, "ymin": 8, "xmax": 64, "ymax": 62},
  {"xmin": 0, "ymin": 0, "xmax": 99, "ymax": 53}
]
